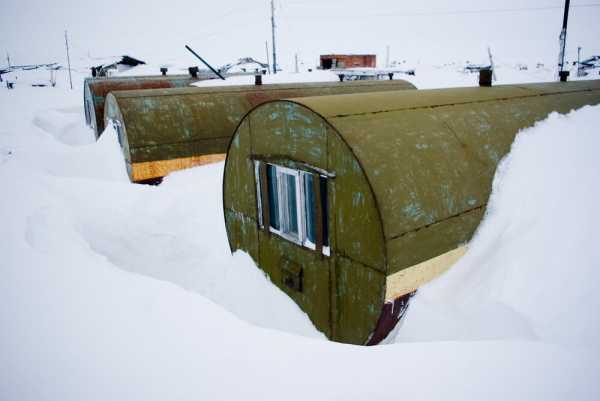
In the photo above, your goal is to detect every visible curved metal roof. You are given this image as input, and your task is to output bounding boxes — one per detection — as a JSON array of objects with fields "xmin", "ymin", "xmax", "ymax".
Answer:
[
  {"xmin": 105, "ymin": 80, "xmax": 417, "ymax": 165},
  {"xmin": 283, "ymin": 80, "xmax": 600, "ymax": 241}
]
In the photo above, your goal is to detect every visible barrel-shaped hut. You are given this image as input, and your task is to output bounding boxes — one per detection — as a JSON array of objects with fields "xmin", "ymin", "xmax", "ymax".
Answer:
[
  {"xmin": 84, "ymin": 74, "xmax": 206, "ymax": 138},
  {"xmin": 103, "ymin": 80, "xmax": 417, "ymax": 183},
  {"xmin": 223, "ymin": 80, "xmax": 600, "ymax": 345}
]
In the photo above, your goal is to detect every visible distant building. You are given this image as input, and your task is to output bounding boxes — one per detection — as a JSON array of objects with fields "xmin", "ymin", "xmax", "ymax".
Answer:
[
  {"xmin": 319, "ymin": 54, "xmax": 376, "ymax": 70},
  {"xmin": 93, "ymin": 55, "xmax": 146, "ymax": 77}
]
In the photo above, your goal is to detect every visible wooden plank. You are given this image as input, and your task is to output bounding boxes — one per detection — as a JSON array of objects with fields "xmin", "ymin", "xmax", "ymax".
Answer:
[
  {"xmin": 130, "ymin": 153, "xmax": 226, "ymax": 182},
  {"xmin": 385, "ymin": 245, "xmax": 467, "ymax": 301}
]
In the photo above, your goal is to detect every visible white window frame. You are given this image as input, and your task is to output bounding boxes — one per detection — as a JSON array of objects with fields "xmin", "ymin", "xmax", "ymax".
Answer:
[{"xmin": 255, "ymin": 161, "xmax": 330, "ymax": 256}]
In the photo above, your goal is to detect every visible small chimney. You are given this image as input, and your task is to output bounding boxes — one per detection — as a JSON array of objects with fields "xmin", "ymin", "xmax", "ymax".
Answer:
[
  {"xmin": 188, "ymin": 66, "xmax": 199, "ymax": 78},
  {"xmin": 160, "ymin": 67, "xmax": 168, "ymax": 76},
  {"xmin": 559, "ymin": 70, "xmax": 570, "ymax": 82},
  {"xmin": 91, "ymin": 67, "xmax": 97, "ymax": 77},
  {"xmin": 254, "ymin": 74, "xmax": 263, "ymax": 85},
  {"xmin": 479, "ymin": 68, "xmax": 493, "ymax": 87}
]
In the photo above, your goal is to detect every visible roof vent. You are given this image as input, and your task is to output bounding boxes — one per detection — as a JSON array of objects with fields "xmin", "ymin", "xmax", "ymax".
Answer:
[
  {"xmin": 479, "ymin": 68, "xmax": 492, "ymax": 87},
  {"xmin": 160, "ymin": 67, "xmax": 168, "ymax": 76}
]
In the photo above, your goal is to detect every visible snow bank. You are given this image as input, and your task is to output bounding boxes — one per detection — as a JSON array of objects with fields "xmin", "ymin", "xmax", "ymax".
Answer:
[
  {"xmin": 1, "ymin": 69, "xmax": 599, "ymax": 400},
  {"xmin": 395, "ymin": 106, "xmax": 600, "ymax": 351}
]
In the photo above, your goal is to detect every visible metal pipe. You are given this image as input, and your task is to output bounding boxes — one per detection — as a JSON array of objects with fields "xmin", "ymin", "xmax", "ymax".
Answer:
[
  {"xmin": 185, "ymin": 45, "xmax": 225, "ymax": 80},
  {"xmin": 188, "ymin": 66, "xmax": 199, "ymax": 78}
]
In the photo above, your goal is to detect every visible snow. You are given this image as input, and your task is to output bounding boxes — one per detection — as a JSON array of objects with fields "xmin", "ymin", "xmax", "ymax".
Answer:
[
  {"xmin": 191, "ymin": 62, "xmax": 596, "ymax": 91},
  {"xmin": 395, "ymin": 107, "xmax": 600, "ymax": 347},
  {"xmin": 1, "ymin": 65, "xmax": 600, "ymax": 400},
  {"xmin": 193, "ymin": 69, "xmax": 340, "ymax": 87}
]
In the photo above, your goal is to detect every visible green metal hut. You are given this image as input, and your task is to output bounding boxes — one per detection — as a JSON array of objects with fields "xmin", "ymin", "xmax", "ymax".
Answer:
[
  {"xmin": 223, "ymin": 80, "xmax": 600, "ymax": 345},
  {"xmin": 103, "ymin": 80, "xmax": 417, "ymax": 183},
  {"xmin": 84, "ymin": 74, "xmax": 205, "ymax": 138}
]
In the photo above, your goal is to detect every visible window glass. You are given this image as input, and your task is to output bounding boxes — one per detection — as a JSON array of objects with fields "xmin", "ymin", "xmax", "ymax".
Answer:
[
  {"xmin": 283, "ymin": 173, "xmax": 299, "ymax": 236},
  {"xmin": 267, "ymin": 164, "xmax": 280, "ymax": 230}
]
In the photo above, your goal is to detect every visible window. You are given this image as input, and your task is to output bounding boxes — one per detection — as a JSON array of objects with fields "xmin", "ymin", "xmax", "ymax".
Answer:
[{"xmin": 256, "ymin": 162, "xmax": 329, "ymax": 255}]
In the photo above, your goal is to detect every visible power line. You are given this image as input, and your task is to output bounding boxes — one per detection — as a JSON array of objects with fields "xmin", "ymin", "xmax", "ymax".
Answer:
[{"xmin": 279, "ymin": 3, "xmax": 600, "ymax": 19}]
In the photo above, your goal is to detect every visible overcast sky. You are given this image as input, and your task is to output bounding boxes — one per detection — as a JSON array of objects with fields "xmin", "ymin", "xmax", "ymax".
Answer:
[{"xmin": 1, "ymin": 0, "xmax": 599, "ymax": 70}]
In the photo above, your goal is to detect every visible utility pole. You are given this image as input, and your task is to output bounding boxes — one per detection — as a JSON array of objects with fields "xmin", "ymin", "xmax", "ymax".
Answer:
[
  {"xmin": 385, "ymin": 45, "xmax": 390, "ymax": 68},
  {"xmin": 487, "ymin": 46, "xmax": 497, "ymax": 81},
  {"xmin": 294, "ymin": 53, "xmax": 299, "ymax": 73},
  {"xmin": 6, "ymin": 53, "xmax": 11, "ymax": 69},
  {"xmin": 271, "ymin": 0, "xmax": 277, "ymax": 74},
  {"xmin": 557, "ymin": 0, "xmax": 570, "ymax": 78},
  {"xmin": 64, "ymin": 30, "xmax": 73, "ymax": 89},
  {"xmin": 265, "ymin": 41, "xmax": 271, "ymax": 74},
  {"xmin": 577, "ymin": 46, "xmax": 583, "ymax": 77}
]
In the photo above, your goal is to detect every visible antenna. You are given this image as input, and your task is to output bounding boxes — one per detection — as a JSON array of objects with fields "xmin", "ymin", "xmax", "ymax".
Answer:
[
  {"xmin": 64, "ymin": 30, "xmax": 73, "ymax": 89},
  {"xmin": 271, "ymin": 0, "xmax": 277, "ymax": 74}
]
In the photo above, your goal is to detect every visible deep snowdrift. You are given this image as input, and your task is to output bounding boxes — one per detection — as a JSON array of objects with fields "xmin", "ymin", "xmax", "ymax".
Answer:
[
  {"xmin": 1, "ymin": 70, "xmax": 599, "ymax": 400},
  {"xmin": 395, "ymin": 107, "xmax": 600, "ymax": 348}
]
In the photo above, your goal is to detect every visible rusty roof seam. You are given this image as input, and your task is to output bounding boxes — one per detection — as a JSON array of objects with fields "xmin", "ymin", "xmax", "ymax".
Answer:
[
  {"xmin": 386, "ymin": 204, "xmax": 486, "ymax": 242},
  {"xmin": 324, "ymin": 87, "xmax": 598, "ymax": 119}
]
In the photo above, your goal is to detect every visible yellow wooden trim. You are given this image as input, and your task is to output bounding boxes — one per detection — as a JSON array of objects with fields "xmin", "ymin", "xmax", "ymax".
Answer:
[
  {"xmin": 385, "ymin": 245, "xmax": 467, "ymax": 301},
  {"xmin": 130, "ymin": 154, "xmax": 226, "ymax": 182}
]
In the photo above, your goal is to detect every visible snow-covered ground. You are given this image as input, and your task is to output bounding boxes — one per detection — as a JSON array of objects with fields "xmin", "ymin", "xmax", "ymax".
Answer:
[{"xmin": 1, "ymin": 66, "xmax": 600, "ymax": 400}]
